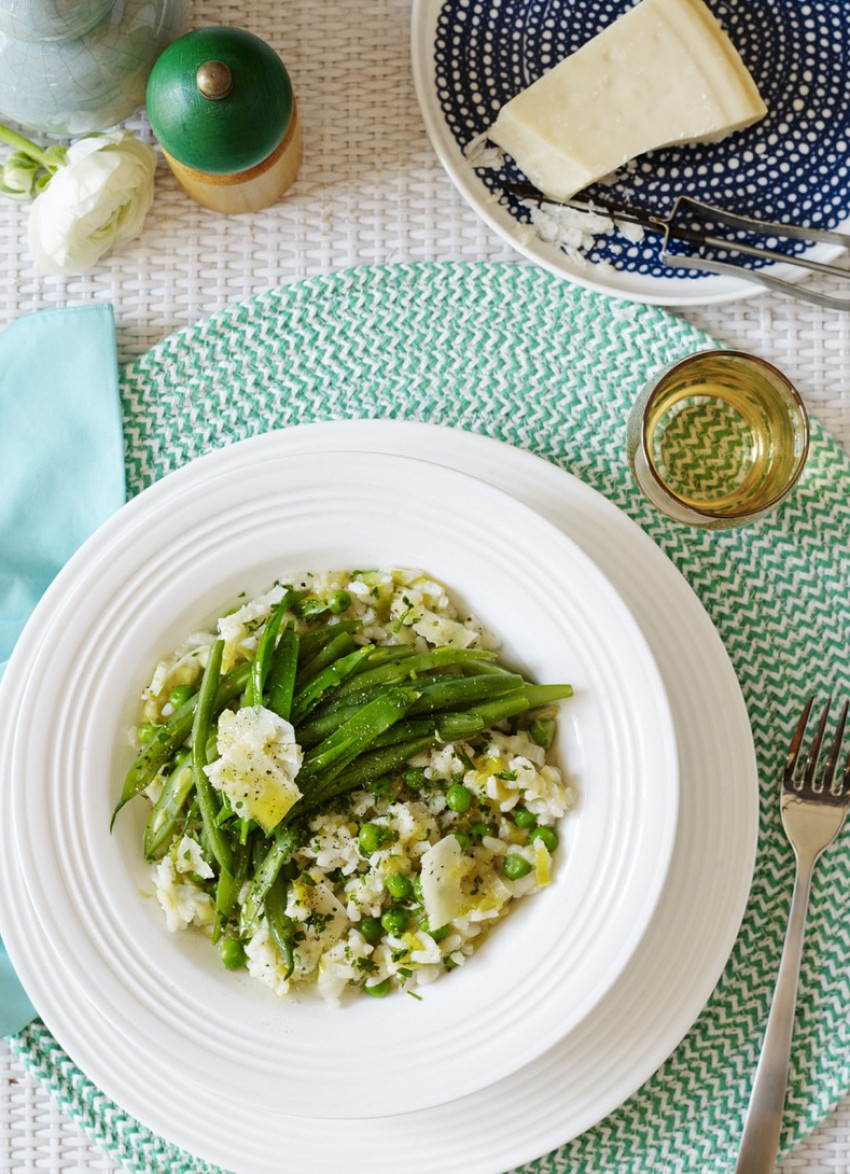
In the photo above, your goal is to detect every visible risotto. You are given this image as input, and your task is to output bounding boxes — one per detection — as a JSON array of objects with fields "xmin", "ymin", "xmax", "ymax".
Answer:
[{"xmin": 115, "ymin": 568, "xmax": 575, "ymax": 1004}]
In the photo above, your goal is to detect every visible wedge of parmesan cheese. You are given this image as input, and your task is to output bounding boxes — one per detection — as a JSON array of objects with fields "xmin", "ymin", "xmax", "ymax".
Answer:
[{"xmin": 488, "ymin": 0, "xmax": 766, "ymax": 201}]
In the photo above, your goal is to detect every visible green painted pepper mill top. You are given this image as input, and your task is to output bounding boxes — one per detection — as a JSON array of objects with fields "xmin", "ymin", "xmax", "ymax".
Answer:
[{"xmin": 146, "ymin": 25, "xmax": 295, "ymax": 176}]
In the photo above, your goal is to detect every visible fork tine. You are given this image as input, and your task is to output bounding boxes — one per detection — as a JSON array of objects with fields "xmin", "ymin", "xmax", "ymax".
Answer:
[
  {"xmin": 821, "ymin": 699, "xmax": 849, "ymax": 794},
  {"xmin": 803, "ymin": 698, "xmax": 832, "ymax": 789},
  {"xmin": 784, "ymin": 694, "xmax": 815, "ymax": 784}
]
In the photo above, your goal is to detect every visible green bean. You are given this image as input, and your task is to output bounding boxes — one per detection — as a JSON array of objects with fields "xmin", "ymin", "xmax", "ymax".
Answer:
[
  {"xmin": 265, "ymin": 873, "xmax": 296, "ymax": 979},
  {"xmin": 143, "ymin": 755, "xmax": 195, "ymax": 860},
  {"xmin": 191, "ymin": 640, "xmax": 232, "ymax": 877},
  {"xmin": 266, "ymin": 624, "xmax": 299, "ymax": 721},
  {"xmin": 213, "ymin": 839, "xmax": 251, "ymax": 942},
  {"xmin": 301, "ymin": 736, "xmax": 436, "ymax": 812},
  {"xmin": 112, "ymin": 660, "xmax": 250, "ymax": 824},
  {"xmin": 348, "ymin": 645, "xmax": 416, "ymax": 669},
  {"xmin": 290, "ymin": 646, "xmax": 375, "ymax": 724},
  {"xmin": 458, "ymin": 657, "xmax": 518, "ymax": 676},
  {"xmin": 408, "ymin": 673, "xmax": 526, "ymax": 714},
  {"xmin": 239, "ymin": 825, "xmax": 298, "ymax": 932},
  {"xmin": 302, "ymin": 684, "xmax": 531, "ymax": 750},
  {"xmin": 436, "ymin": 693, "xmax": 531, "ymax": 741},
  {"xmin": 306, "ymin": 684, "xmax": 391, "ymax": 717},
  {"xmin": 244, "ymin": 589, "xmax": 295, "ymax": 707},
  {"xmin": 316, "ymin": 672, "xmax": 524, "ymax": 719},
  {"xmin": 296, "ymin": 620, "xmax": 362, "ymax": 662},
  {"xmin": 521, "ymin": 683, "xmax": 574, "ymax": 707},
  {"xmin": 295, "ymin": 703, "xmax": 363, "ymax": 748},
  {"xmin": 370, "ymin": 717, "xmax": 439, "ymax": 749},
  {"xmin": 332, "ymin": 647, "xmax": 496, "ymax": 699},
  {"xmin": 294, "ymin": 630, "xmax": 357, "ymax": 690},
  {"xmin": 298, "ymin": 687, "xmax": 420, "ymax": 791}
]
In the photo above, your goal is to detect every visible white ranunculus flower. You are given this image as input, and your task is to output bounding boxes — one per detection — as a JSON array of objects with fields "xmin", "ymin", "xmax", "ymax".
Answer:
[{"xmin": 27, "ymin": 131, "xmax": 157, "ymax": 276}]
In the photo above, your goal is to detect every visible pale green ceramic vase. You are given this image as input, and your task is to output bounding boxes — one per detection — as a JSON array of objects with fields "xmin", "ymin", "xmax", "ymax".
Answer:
[{"xmin": 0, "ymin": 0, "xmax": 186, "ymax": 136}]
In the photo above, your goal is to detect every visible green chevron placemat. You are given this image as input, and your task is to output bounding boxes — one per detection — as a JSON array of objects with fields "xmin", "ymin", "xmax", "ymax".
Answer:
[{"xmin": 11, "ymin": 261, "xmax": 850, "ymax": 1173}]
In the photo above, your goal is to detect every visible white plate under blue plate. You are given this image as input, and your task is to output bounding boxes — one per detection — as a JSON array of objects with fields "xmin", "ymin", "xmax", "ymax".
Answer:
[
  {"xmin": 411, "ymin": 0, "xmax": 850, "ymax": 305},
  {"xmin": 0, "ymin": 423, "xmax": 757, "ymax": 1174}
]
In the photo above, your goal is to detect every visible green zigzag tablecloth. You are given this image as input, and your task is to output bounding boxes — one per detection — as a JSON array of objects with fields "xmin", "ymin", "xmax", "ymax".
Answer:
[{"xmin": 11, "ymin": 261, "xmax": 850, "ymax": 1173}]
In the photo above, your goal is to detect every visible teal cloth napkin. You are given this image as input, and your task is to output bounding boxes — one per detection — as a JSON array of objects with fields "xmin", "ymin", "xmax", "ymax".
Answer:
[{"xmin": 0, "ymin": 304, "xmax": 126, "ymax": 1036}]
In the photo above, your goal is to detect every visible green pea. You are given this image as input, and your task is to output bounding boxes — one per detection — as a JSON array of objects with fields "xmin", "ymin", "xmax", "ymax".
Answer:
[
  {"xmin": 513, "ymin": 806, "xmax": 537, "ymax": 829},
  {"xmin": 453, "ymin": 832, "xmax": 472, "ymax": 853},
  {"xmin": 412, "ymin": 876, "xmax": 424, "ymax": 903},
  {"xmin": 446, "ymin": 783, "xmax": 473, "ymax": 813},
  {"xmin": 402, "ymin": 766, "xmax": 427, "ymax": 790},
  {"xmin": 218, "ymin": 937, "xmax": 247, "ymax": 970},
  {"xmin": 168, "ymin": 684, "xmax": 195, "ymax": 708},
  {"xmin": 359, "ymin": 916, "xmax": 383, "ymax": 943},
  {"xmin": 381, "ymin": 907, "xmax": 408, "ymax": 935},
  {"xmin": 364, "ymin": 977, "xmax": 391, "ymax": 997},
  {"xmin": 137, "ymin": 722, "xmax": 158, "ymax": 744},
  {"xmin": 328, "ymin": 590, "xmax": 352, "ymax": 614},
  {"xmin": 385, "ymin": 873, "xmax": 413, "ymax": 901},
  {"xmin": 529, "ymin": 825, "xmax": 559, "ymax": 852},
  {"xmin": 503, "ymin": 853, "xmax": 532, "ymax": 880},
  {"xmin": 470, "ymin": 821, "xmax": 495, "ymax": 841},
  {"xmin": 359, "ymin": 822, "xmax": 394, "ymax": 856}
]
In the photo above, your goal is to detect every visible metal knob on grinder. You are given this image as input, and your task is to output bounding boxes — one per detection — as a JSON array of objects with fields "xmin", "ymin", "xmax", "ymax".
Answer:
[{"xmin": 146, "ymin": 25, "xmax": 302, "ymax": 214}]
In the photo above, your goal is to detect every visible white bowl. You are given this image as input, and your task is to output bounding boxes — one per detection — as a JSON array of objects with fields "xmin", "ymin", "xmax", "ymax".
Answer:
[{"xmin": 1, "ymin": 439, "xmax": 678, "ymax": 1119}]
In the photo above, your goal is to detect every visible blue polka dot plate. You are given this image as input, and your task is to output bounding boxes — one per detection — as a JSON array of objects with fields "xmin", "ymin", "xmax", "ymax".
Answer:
[{"xmin": 411, "ymin": 0, "xmax": 850, "ymax": 306}]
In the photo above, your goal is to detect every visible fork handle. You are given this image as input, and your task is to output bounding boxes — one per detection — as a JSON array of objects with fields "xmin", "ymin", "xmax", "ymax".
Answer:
[{"xmin": 735, "ymin": 854, "xmax": 815, "ymax": 1173}]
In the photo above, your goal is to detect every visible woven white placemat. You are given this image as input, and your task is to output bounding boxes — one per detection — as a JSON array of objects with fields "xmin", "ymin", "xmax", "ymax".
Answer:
[{"xmin": 1, "ymin": 1, "xmax": 850, "ymax": 1170}]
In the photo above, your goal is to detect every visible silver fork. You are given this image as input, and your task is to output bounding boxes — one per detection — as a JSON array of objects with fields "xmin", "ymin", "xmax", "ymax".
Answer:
[{"xmin": 735, "ymin": 696, "xmax": 850, "ymax": 1173}]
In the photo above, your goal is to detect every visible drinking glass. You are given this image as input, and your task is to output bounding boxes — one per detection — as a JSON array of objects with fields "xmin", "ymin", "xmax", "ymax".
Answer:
[{"xmin": 626, "ymin": 350, "xmax": 810, "ymax": 530}]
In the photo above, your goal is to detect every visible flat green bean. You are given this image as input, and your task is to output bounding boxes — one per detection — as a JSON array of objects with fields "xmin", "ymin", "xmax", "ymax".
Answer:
[
  {"xmin": 266, "ymin": 624, "xmax": 299, "ymax": 721},
  {"xmin": 332, "ymin": 647, "xmax": 496, "ymax": 698},
  {"xmin": 265, "ymin": 873, "xmax": 296, "ymax": 979},
  {"xmin": 245, "ymin": 589, "xmax": 295, "ymax": 707},
  {"xmin": 213, "ymin": 839, "xmax": 251, "ymax": 942},
  {"xmin": 113, "ymin": 660, "xmax": 250, "ymax": 824},
  {"xmin": 296, "ymin": 620, "xmax": 362, "ymax": 662},
  {"xmin": 191, "ymin": 640, "xmax": 233, "ymax": 877},
  {"xmin": 298, "ymin": 687, "xmax": 420, "ymax": 792},
  {"xmin": 290, "ymin": 646, "xmax": 374, "ymax": 724},
  {"xmin": 301, "ymin": 736, "xmax": 436, "ymax": 812},
  {"xmin": 143, "ymin": 756, "xmax": 194, "ymax": 860},
  {"xmin": 240, "ymin": 825, "xmax": 298, "ymax": 932},
  {"xmin": 408, "ymin": 672, "xmax": 526, "ymax": 714},
  {"xmin": 294, "ymin": 630, "xmax": 357, "ymax": 690}
]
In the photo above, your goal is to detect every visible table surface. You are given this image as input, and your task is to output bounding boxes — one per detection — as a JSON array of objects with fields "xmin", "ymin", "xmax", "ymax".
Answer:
[{"xmin": 2, "ymin": 1, "xmax": 850, "ymax": 1170}]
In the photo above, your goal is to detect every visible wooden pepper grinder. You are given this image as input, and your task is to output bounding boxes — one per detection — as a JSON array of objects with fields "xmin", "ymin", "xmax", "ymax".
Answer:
[{"xmin": 146, "ymin": 25, "xmax": 302, "ymax": 214}]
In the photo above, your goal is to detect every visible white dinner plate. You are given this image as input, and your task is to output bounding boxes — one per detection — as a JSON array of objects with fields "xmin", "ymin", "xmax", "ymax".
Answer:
[
  {"xmin": 411, "ymin": 0, "xmax": 850, "ymax": 307},
  {"xmin": 0, "ymin": 422, "xmax": 757, "ymax": 1174},
  {"xmin": 0, "ymin": 445, "xmax": 676, "ymax": 1122}
]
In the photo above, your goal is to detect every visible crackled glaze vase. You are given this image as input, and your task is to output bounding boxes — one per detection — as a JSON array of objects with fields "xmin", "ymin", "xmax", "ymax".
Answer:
[{"xmin": 0, "ymin": 0, "xmax": 186, "ymax": 136}]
